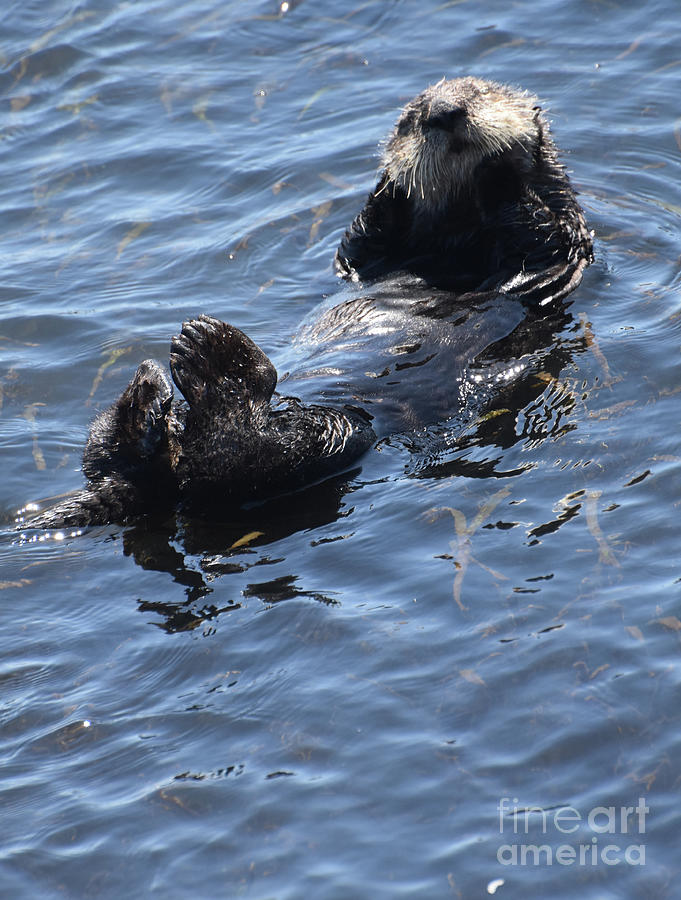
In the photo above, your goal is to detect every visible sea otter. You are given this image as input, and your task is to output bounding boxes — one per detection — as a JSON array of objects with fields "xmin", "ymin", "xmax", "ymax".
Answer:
[{"xmin": 18, "ymin": 77, "xmax": 593, "ymax": 529}]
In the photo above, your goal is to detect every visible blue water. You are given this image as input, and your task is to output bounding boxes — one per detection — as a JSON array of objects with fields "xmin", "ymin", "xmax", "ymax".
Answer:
[{"xmin": 2, "ymin": 0, "xmax": 681, "ymax": 897}]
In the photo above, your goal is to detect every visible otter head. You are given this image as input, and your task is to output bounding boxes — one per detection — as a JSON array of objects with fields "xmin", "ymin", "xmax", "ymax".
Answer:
[{"xmin": 383, "ymin": 77, "xmax": 543, "ymax": 206}]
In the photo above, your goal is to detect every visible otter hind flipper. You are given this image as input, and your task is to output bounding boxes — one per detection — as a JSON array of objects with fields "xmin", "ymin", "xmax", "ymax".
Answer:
[
  {"xmin": 170, "ymin": 315, "xmax": 277, "ymax": 409},
  {"xmin": 83, "ymin": 359, "xmax": 174, "ymax": 487},
  {"xmin": 116, "ymin": 360, "xmax": 173, "ymax": 457},
  {"xmin": 26, "ymin": 360, "xmax": 178, "ymax": 528}
]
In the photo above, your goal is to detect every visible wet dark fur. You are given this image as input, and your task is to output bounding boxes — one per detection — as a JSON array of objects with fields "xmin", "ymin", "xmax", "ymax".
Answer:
[
  {"xmin": 336, "ymin": 77, "xmax": 593, "ymax": 304},
  {"xmin": 170, "ymin": 317, "xmax": 373, "ymax": 513},
  {"xmin": 19, "ymin": 77, "xmax": 593, "ymax": 530}
]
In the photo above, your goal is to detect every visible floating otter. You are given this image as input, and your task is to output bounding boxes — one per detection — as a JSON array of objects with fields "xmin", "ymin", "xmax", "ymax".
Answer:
[{"xmin": 19, "ymin": 77, "xmax": 593, "ymax": 529}]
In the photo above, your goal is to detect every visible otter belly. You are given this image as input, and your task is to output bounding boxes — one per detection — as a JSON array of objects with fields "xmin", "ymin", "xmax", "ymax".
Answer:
[{"xmin": 277, "ymin": 276, "xmax": 528, "ymax": 434}]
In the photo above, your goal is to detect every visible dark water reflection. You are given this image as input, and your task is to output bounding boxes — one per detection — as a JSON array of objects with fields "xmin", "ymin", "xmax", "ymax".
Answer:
[{"xmin": 2, "ymin": 0, "xmax": 681, "ymax": 897}]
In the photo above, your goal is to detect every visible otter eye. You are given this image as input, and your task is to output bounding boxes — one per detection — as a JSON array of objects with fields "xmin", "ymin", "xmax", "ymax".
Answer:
[{"xmin": 423, "ymin": 102, "xmax": 466, "ymax": 133}]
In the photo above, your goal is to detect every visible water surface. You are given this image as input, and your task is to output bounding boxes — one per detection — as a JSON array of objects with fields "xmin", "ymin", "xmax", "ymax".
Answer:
[{"xmin": 2, "ymin": 0, "xmax": 681, "ymax": 897}]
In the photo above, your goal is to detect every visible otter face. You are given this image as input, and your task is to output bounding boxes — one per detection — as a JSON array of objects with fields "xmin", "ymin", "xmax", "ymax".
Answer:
[{"xmin": 383, "ymin": 77, "xmax": 542, "ymax": 204}]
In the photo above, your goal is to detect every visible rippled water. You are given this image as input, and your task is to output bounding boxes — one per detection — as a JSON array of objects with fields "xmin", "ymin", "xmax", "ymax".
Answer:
[{"xmin": 2, "ymin": 0, "xmax": 681, "ymax": 897}]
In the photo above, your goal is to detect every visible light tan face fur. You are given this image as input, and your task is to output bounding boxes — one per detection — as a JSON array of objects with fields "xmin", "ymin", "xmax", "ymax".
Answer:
[{"xmin": 382, "ymin": 77, "xmax": 542, "ymax": 206}]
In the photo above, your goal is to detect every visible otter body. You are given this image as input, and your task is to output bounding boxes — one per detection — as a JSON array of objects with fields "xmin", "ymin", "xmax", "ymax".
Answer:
[{"xmin": 20, "ymin": 77, "xmax": 593, "ymax": 529}]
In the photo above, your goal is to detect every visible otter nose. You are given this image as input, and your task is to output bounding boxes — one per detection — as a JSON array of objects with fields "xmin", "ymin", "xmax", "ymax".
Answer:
[{"xmin": 423, "ymin": 101, "xmax": 466, "ymax": 133}]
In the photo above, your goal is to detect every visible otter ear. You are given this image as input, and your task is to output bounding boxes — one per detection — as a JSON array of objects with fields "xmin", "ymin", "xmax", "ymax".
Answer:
[{"xmin": 170, "ymin": 315, "xmax": 277, "ymax": 409}]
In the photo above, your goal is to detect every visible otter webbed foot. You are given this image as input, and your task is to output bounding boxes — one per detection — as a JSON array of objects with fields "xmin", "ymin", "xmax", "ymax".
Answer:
[
  {"xmin": 112, "ymin": 360, "xmax": 173, "ymax": 459},
  {"xmin": 21, "ymin": 360, "xmax": 178, "ymax": 529},
  {"xmin": 83, "ymin": 359, "xmax": 175, "ymax": 484},
  {"xmin": 170, "ymin": 314, "xmax": 277, "ymax": 411}
]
